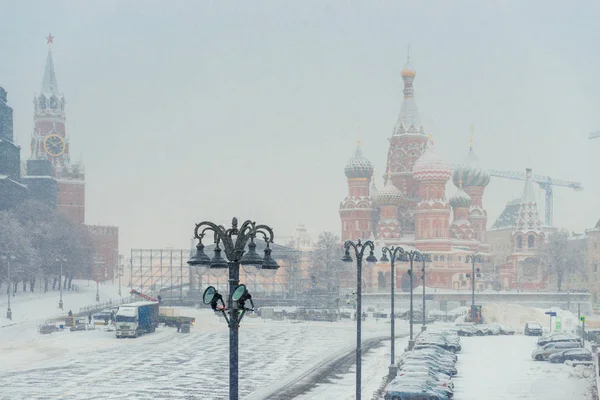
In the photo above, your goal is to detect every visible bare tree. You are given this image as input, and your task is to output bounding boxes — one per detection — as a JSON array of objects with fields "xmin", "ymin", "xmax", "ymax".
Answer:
[
  {"xmin": 538, "ymin": 230, "xmax": 587, "ymax": 292},
  {"xmin": 309, "ymin": 231, "xmax": 344, "ymax": 292}
]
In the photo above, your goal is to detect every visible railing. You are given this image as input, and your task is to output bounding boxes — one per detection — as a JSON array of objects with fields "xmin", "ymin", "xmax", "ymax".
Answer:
[{"xmin": 78, "ymin": 296, "xmax": 133, "ymax": 315}]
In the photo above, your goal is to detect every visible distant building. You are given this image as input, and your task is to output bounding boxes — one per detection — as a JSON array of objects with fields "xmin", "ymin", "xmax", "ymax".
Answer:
[
  {"xmin": 488, "ymin": 169, "xmax": 556, "ymax": 290},
  {"xmin": 0, "ymin": 86, "xmax": 57, "ymax": 210}
]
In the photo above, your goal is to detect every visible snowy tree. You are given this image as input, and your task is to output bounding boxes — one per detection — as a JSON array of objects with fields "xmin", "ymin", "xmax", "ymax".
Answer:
[
  {"xmin": 9, "ymin": 200, "xmax": 95, "ymax": 292},
  {"xmin": 0, "ymin": 211, "xmax": 39, "ymax": 294},
  {"xmin": 309, "ymin": 231, "xmax": 344, "ymax": 292},
  {"xmin": 537, "ymin": 230, "xmax": 587, "ymax": 292}
]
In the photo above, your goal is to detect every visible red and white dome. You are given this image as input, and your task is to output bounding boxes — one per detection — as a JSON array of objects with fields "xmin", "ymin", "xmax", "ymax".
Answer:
[{"xmin": 412, "ymin": 143, "xmax": 452, "ymax": 182}]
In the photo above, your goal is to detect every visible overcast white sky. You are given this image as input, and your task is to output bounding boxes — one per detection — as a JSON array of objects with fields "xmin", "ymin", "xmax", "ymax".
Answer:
[{"xmin": 1, "ymin": 1, "xmax": 599, "ymax": 252}]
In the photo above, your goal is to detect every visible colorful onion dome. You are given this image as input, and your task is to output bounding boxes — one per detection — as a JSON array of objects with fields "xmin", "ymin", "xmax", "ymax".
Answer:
[
  {"xmin": 373, "ymin": 179, "xmax": 404, "ymax": 206},
  {"xmin": 344, "ymin": 143, "xmax": 373, "ymax": 179},
  {"xmin": 452, "ymin": 146, "xmax": 490, "ymax": 188},
  {"xmin": 412, "ymin": 142, "xmax": 452, "ymax": 182},
  {"xmin": 449, "ymin": 186, "xmax": 472, "ymax": 208}
]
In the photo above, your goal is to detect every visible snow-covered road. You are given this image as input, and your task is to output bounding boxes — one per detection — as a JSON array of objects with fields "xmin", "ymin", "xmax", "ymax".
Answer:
[{"xmin": 452, "ymin": 334, "xmax": 592, "ymax": 400}]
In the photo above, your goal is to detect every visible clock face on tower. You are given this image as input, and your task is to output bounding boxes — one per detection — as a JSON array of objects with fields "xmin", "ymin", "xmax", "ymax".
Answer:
[{"xmin": 43, "ymin": 134, "xmax": 66, "ymax": 157}]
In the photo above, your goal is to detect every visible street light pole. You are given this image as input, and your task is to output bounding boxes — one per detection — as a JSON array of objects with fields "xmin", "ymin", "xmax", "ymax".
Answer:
[
  {"xmin": 118, "ymin": 255, "xmax": 123, "ymax": 297},
  {"xmin": 2, "ymin": 253, "xmax": 15, "ymax": 320},
  {"xmin": 379, "ymin": 245, "xmax": 405, "ymax": 376},
  {"xmin": 420, "ymin": 253, "xmax": 431, "ymax": 331},
  {"xmin": 188, "ymin": 218, "xmax": 279, "ymax": 400},
  {"xmin": 465, "ymin": 253, "xmax": 483, "ymax": 322},
  {"xmin": 57, "ymin": 257, "xmax": 66, "ymax": 310},
  {"xmin": 342, "ymin": 239, "xmax": 378, "ymax": 400},
  {"xmin": 401, "ymin": 250, "xmax": 421, "ymax": 350}
]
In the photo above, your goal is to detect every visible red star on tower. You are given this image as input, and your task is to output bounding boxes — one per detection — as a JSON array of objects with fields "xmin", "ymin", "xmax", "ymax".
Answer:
[{"xmin": 46, "ymin": 33, "xmax": 54, "ymax": 45}]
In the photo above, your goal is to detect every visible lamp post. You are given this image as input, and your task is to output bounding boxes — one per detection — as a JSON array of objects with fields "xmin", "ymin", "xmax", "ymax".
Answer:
[
  {"xmin": 342, "ymin": 239, "xmax": 378, "ymax": 400},
  {"xmin": 57, "ymin": 257, "xmax": 67, "ymax": 310},
  {"xmin": 420, "ymin": 253, "xmax": 431, "ymax": 332},
  {"xmin": 118, "ymin": 254, "xmax": 124, "ymax": 297},
  {"xmin": 401, "ymin": 249, "xmax": 421, "ymax": 350},
  {"xmin": 1, "ymin": 253, "xmax": 15, "ymax": 320},
  {"xmin": 188, "ymin": 218, "xmax": 279, "ymax": 400},
  {"xmin": 465, "ymin": 253, "xmax": 484, "ymax": 322},
  {"xmin": 379, "ymin": 245, "xmax": 405, "ymax": 376}
]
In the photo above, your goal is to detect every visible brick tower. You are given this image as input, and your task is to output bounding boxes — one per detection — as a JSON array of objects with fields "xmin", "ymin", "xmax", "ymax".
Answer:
[
  {"xmin": 452, "ymin": 141, "xmax": 490, "ymax": 248},
  {"xmin": 386, "ymin": 55, "xmax": 429, "ymax": 234},
  {"xmin": 413, "ymin": 139, "xmax": 452, "ymax": 251},
  {"xmin": 30, "ymin": 34, "xmax": 85, "ymax": 223},
  {"xmin": 339, "ymin": 142, "xmax": 374, "ymax": 242}
]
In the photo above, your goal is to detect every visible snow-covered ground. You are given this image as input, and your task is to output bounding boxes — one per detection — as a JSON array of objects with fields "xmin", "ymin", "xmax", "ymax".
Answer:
[
  {"xmin": 452, "ymin": 334, "xmax": 592, "ymax": 400},
  {"xmin": 0, "ymin": 305, "xmax": 408, "ymax": 400},
  {"xmin": 1, "ymin": 289, "xmax": 595, "ymax": 400},
  {"xmin": 0, "ymin": 279, "xmax": 127, "ymax": 327}
]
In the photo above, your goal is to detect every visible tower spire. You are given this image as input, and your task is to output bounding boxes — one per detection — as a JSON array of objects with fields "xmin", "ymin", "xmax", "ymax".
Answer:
[
  {"xmin": 393, "ymin": 46, "xmax": 423, "ymax": 135},
  {"xmin": 42, "ymin": 34, "xmax": 59, "ymax": 95}
]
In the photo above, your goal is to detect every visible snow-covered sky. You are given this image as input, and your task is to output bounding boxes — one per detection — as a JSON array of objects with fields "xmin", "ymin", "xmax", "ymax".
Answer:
[{"xmin": 1, "ymin": 1, "xmax": 598, "ymax": 252}]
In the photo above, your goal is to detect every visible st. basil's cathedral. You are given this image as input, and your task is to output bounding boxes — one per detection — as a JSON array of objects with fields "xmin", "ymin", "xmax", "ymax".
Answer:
[{"xmin": 339, "ymin": 56, "xmax": 549, "ymax": 291}]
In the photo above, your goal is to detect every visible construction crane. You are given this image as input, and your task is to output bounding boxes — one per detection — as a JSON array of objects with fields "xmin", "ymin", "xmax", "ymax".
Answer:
[{"xmin": 488, "ymin": 169, "xmax": 583, "ymax": 226}]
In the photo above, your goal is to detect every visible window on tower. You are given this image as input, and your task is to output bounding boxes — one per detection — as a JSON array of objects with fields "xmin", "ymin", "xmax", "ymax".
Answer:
[
  {"xmin": 517, "ymin": 236, "xmax": 523, "ymax": 249},
  {"xmin": 527, "ymin": 235, "xmax": 535, "ymax": 248},
  {"xmin": 39, "ymin": 97, "xmax": 46, "ymax": 109}
]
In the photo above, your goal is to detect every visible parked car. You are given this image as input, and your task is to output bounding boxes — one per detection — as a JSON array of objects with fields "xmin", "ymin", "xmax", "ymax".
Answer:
[
  {"xmin": 537, "ymin": 334, "xmax": 581, "ymax": 347},
  {"xmin": 532, "ymin": 341, "xmax": 582, "ymax": 361},
  {"xmin": 548, "ymin": 348, "xmax": 592, "ymax": 364},
  {"xmin": 524, "ymin": 322, "xmax": 543, "ymax": 336},
  {"xmin": 384, "ymin": 382, "xmax": 448, "ymax": 400},
  {"xmin": 397, "ymin": 370, "xmax": 454, "ymax": 390}
]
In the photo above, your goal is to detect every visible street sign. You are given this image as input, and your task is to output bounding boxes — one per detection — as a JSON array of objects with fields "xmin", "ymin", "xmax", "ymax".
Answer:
[
  {"xmin": 555, "ymin": 317, "xmax": 562, "ymax": 331},
  {"xmin": 545, "ymin": 311, "xmax": 557, "ymax": 317},
  {"xmin": 580, "ymin": 316, "xmax": 586, "ymax": 322}
]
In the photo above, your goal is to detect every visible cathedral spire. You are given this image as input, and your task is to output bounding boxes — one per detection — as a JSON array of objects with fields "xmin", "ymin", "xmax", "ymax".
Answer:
[
  {"xmin": 393, "ymin": 47, "xmax": 424, "ymax": 136},
  {"xmin": 41, "ymin": 34, "xmax": 59, "ymax": 96}
]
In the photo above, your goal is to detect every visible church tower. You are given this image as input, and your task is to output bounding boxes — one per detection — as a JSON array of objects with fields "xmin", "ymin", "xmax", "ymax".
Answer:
[
  {"xmin": 386, "ymin": 54, "xmax": 429, "ymax": 234},
  {"xmin": 413, "ymin": 139, "xmax": 452, "ymax": 251},
  {"xmin": 452, "ymin": 140, "xmax": 490, "ymax": 248},
  {"xmin": 339, "ymin": 142, "xmax": 374, "ymax": 242},
  {"xmin": 30, "ymin": 34, "xmax": 85, "ymax": 223}
]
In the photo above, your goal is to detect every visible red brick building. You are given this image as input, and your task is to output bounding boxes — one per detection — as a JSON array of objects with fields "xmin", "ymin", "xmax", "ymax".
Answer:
[
  {"xmin": 339, "ymin": 55, "xmax": 492, "ymax": 291},
  {"xmin": 29, "ymin": 36, "xmax": 119, "ymax": 281}
]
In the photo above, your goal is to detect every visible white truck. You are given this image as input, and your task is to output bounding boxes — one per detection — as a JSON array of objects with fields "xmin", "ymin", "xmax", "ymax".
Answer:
[{"xmin": 115, "ymin": 301, "xmax": 159, "ymax": 338}]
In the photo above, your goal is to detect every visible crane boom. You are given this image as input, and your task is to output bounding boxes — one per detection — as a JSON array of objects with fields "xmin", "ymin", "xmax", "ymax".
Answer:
[{"xmin": 487, "ymin": 169, "xmax": 583, "ymax": 226}]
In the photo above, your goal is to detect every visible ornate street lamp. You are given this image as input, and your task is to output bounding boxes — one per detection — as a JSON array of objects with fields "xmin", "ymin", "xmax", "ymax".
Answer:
[
  {"xmin": 419, "ymin": 253, "xmax": 431, "ymax": 331},
  {"xmin": 379, "ymin": 245, "xmax": 405, "ymax": 376},
  {"xmin": 399, "ymin": 249, "xmax": 421, "ymax": 350},
  {"xmin": 342, "ymin": 239, "xmax": 378, "ymax": 400},
  {"xmin": 187, "ymin": 217, "xmax": 279, "ymax": 400},
  {"xmin": 465, "ymin": 253, "xmax": 484, "ymax": 322}
]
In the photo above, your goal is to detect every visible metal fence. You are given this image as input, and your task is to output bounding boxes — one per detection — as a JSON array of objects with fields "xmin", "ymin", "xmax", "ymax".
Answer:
[{"xmin": 78, "ymin": 296, "xmax": 133, "ymax": 315}]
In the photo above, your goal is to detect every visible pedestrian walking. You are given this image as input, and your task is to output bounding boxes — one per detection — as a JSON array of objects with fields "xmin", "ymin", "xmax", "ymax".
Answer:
[
  {"xmin": 68, "ymin": 310, "xmax": 73, "ymax": 317},
  {"xmin": 88, "ymin": 313, "xmax": 92, "ymax": 324}
]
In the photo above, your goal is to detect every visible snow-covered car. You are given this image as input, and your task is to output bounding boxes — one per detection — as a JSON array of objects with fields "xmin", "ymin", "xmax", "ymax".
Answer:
[
  {"xmin": 411, "ymin": 347, "xmax": 458, "ymax": 363},
  {"xmin": 384, "ymin": 380, "xmax": 451, "ymax": 400},
  {"xmin": 548, "ymin": 348, "xmax": 592, "ymax": 363},
  {"xmin": 524, "ymin": 322, "xmax": 543, "ymax": 336},
  {"xmin": 449, "ymin": 326, "xmax": 475, "ymax": 336},
  {"xmin": 400, "ymin": 359, "xmax": 457, "ymax": 376},
  {"xmin": 415, "ymin": 336, "xmax": 461, "ymax": 353},
  {"xmin": 402, "ymin": 349, "xmax": 457, "ymax": 365},
  {"xmin": 537, "ymin": 334, "xmax": 581, "ymax": 347},
  {"xmin": 399, "ymin": 355, "xmax": 457, "ymax": 372},
  {"xmin": 397, "ymin": 370, "xmax": 454, "ymax": 390},
  {"xmin": 532, "ymin": 341, "xmax": 582, "ymax": 361}
]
